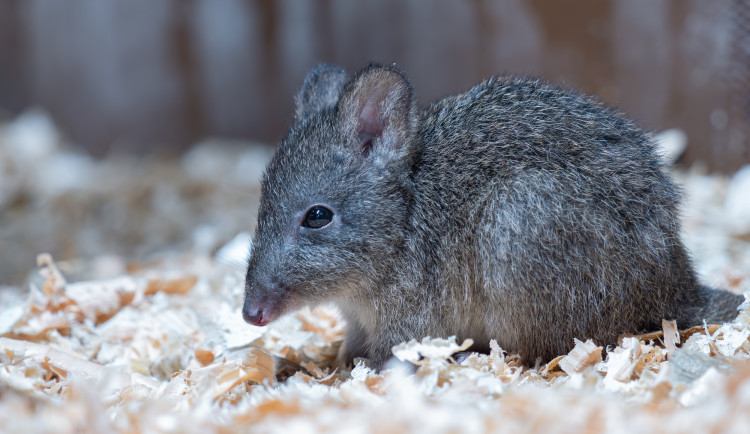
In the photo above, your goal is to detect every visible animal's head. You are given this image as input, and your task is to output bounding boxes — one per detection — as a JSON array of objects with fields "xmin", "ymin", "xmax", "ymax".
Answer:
[{"xmin": 243, "ymin": 64, "xmax": 419, "ymax": 326}]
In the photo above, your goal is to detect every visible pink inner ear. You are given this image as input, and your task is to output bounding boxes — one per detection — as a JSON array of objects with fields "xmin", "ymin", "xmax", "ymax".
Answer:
[
  {"xmin": 357, "ymin": 95, "xmax": 385, "ymax": 153},
  {"xmin": 358, "ymin": 131, "xmax": 376, "ymax": 155}
]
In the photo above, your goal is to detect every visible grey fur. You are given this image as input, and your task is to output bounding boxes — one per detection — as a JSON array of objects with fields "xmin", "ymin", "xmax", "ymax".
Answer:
[
  {"xmin": 244, "ymin": 63, "xmax": 743, "ymax": 368},
  {"xmin": 294, "ymin": 64, "xmax": 348, "ymax": 120}
]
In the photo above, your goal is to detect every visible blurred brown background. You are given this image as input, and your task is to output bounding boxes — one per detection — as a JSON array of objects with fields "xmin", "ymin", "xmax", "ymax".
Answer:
[{"xmin": 0, "ymin": 0, "xmax": 749, "ymax": 171}]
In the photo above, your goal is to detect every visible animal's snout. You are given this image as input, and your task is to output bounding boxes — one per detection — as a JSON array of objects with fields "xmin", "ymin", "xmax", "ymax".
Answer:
[
  {"xmin": 242, "ymin": 303, "xmax": 269, "ymax": 326},
  {"xmin": 242, "ymin": 280, "xmax": 287, "ymax": 327}
]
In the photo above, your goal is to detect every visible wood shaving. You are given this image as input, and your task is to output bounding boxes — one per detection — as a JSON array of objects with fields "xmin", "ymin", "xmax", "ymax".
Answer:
[
  {"xmin": 558, "ymin": 339, "xmax": 602, "ymax": 374},
  {"xmin": 194, "ymin": 349, "xmax": 214, "ymax": 366},
  {"xmin": 4, "ymin": 251, "xmax": 748, "ymax": 432},
  {"xmin": 662, "ymin": 319, "xmax": 681, "ymax": 355}
]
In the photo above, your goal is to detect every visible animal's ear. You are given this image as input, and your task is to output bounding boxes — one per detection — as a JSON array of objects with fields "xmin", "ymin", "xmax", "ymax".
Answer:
[
  {"xmin": 295, "ymin": 64, "xmax": 348, "ymax": 119},
  {"xmin": 337, "ymin": 65, "xmax": 416, "ymax": 159}
]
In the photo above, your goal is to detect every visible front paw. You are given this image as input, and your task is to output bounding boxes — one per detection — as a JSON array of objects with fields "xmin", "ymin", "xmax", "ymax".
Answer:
[
  {"xmin": 336, "ymin": 338, "xmax": 367, "ymax": 369},
  {"xmin": 451, "ymin": 350, "xmax": 482, "ymax": 364},
  {"xmin": 337, "ymin": 342, "xmax": 395, "ymax": 372}
]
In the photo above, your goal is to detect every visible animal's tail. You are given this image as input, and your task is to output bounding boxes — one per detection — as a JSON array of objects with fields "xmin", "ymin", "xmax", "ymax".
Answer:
[{"xmin": 693, "ymin": 286, "xmax": 745, "ymax": 325}]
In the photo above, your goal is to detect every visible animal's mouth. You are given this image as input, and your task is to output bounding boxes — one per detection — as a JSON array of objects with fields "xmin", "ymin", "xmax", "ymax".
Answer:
[
  {"xmin": 242, "ymin": 284, "xmax": 297, "ymax": 327},
  {"xmin": 243, "ymin": 308, "xmax": 272, "ymax": 326},
  {"xmin": 243, "ymin": 295, "xmax": 282, "ymax": 326}
]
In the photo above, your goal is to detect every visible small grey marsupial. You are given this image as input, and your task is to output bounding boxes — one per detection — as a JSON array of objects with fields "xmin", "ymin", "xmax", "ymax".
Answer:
[{"xmin": 243, "ymin": 63, "xmax": 743, "ymax": 368}]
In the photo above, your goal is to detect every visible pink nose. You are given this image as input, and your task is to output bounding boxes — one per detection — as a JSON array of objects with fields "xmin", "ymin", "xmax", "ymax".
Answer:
[
  {"xmin": 242, "ymin": 304, "xmax": 269, "ymax": 326},
  {"xmin": 243, "ymin": 279, "xmax": 286, "ymax": 327}
]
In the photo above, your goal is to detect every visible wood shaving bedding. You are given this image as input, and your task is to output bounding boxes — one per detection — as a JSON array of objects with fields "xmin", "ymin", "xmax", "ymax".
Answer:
[{"xmin": 0, "ymin": 251, "xmax": 749, "ymax": 433}]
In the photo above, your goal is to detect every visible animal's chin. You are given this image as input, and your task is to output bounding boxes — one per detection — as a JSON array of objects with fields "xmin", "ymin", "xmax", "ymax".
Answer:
[{"xmin": 242, "ymin": 278, "xmax": 347, "ymax": 327}]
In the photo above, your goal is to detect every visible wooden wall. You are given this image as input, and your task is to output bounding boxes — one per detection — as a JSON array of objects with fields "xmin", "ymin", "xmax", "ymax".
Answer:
[{"xmin": 0, "ymin": 0, "xmax": 748, "ymax": 171}]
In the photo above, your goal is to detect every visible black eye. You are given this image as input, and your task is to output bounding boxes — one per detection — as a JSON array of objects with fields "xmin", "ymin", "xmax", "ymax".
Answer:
[{"xmin": 302, "ymin": 206, "xmax": 334, "ymax": 229}]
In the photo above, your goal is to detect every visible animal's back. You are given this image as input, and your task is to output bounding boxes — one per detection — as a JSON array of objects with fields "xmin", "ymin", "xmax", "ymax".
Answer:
[
  {"xmin": 417, "ymin": 76, "xmax": 675, "ymax": 209},
  {"xmin": 414, "ymin": 76, "xmax": 715, "ymax": 361}
]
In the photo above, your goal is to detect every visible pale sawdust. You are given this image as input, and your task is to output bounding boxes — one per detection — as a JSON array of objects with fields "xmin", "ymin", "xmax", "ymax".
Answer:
[{"xmin": 1, "ymin": 251, "xmax": 749, "ymax": 433}]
